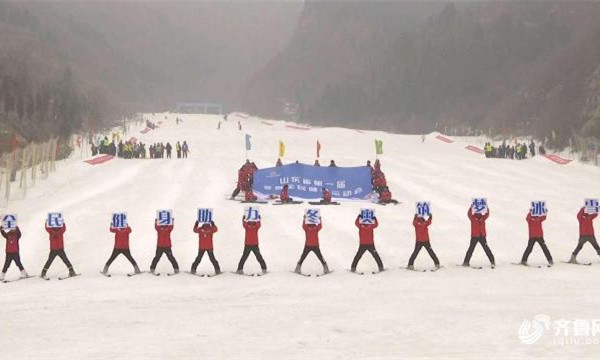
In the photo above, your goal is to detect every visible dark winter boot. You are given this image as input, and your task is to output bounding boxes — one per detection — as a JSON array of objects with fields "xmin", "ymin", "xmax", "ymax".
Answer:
[
  {"xmin": 461, "ymin": 262, "xmax": 469, "ymax": 267},
  {"xmin": 134, "ymin": 265, "xmax": 141, "ymax": 274},
  {"xmin": 294, "ymin": 263, "xmax": 301, "ymax": 274},
  {"xmin": 262, "ymin": 268, "xmax": 268, "ymax": 275},
  {"xmin": 174, "ymin": 269, "xmax": 180, "ymax": 274},
  {"xmin": 101, "ymin": 265, "xmax": 109, "ymax": 275},
  {"xmin": 236, "ymin": 269, "xmax": 244, "ymax": 275},
  {"xmin": 40, "ymin": 268, "xmax": 48, "ymax": 278},
  {"xmin": 568, "ymin": 254, "xmax": 577, "ymax": 264},
  {"xmin": 68, "ymin": 268, "xmax": 77, "ymax": 277},
  {"xmin": 406, "ymin": 265, "xmax": 414, "ymax": 270},
  {"xmin": 350, "ymin": 267, "xmax": 357, "ymax": 273},
  {"xmin": 323, "ymin": 263, "xmax": 330, "ymax": 274}
]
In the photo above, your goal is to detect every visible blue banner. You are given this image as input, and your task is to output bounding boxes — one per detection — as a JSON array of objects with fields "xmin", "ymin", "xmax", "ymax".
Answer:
[{"xmin": 253, "ymin": 163, "xmax": 373, "ymax": 200}]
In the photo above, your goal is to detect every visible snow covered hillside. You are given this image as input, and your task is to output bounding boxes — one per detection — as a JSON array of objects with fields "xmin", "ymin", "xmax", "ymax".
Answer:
[{"xmin": 1, "ymin": 113, "xmax": 600, "ymax": 359}]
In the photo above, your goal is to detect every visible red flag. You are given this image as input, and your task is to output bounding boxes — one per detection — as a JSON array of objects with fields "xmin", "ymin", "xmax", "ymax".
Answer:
[{"xmin": 317, "ymin": 140, "xmax": 321, "ymax": 158}]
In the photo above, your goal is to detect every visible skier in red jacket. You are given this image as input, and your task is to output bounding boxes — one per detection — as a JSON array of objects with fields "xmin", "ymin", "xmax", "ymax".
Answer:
[
  {"xmin": 41, "ymin": 223, "xmax": 77, "ymax": 279},
  {"xmin": 236, "ymin": 216, "xmax": 267, "ymax": 274},
  {"xmin": 150, "ymin": 219, "xmax": 179, "ymax": 274},
  {"xmin": 101, "ymin": 225, "xmax": 141, "ymax": 275},
  {"xmin": 568, "ymin": 207, "xmax": 599, "ymax": 263},
  {"xmin": 1, "ymin": 226, "xmax": 28, "ymax": 281},
  {"xmin": 191, "ymin": 221, "xmax": 221, "ymax": 275},
  {"xmin": 280, "ymin": 184, "xmax": 293, "ymax": 203},
  {"xmin": 407, "ymin": 214, "xmax": 440, "ymax": 270},
  {"xmin": 351, "ymin": 215, "xmax": 384, "ymax": 272},
  {"xmin": 295, "ymin": 216, "xmax": 330, "ymax": 274},
  {"xmin": 462, "ymin": 208, "xmax": 495, "ymax": 268},
  {"xmin": 520, "ymin": 212, "xmax": 553, "ymax": 266}
]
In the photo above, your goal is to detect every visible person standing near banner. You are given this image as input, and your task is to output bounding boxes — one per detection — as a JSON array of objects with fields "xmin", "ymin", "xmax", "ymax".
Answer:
[
  {"xmin": 295, "ymin": 215, "xmax": 329, "ymax": 274},
  {"xmin": 41, "ymin": 221, "xmax": 77, "ymax": 279},
  {"xmin": 236, "ymin": 215, "xmax": 267, "ymax": 274},
  {"xmin": 321, "ymin": 188, "xmax": 332, "ymax": 204},
  {"xmin": 520, "ymin": 211, "xmax": 553, "ymax": 266},
  {"xmin": 462, "ymin": 207, "xmax": 495, "ymax": 268},
  {"xmin": 568, "ymin": 207, "xmax": 599, "ymax": 264},
  {"xmin": 351, "ymin": 214, "xmax": 384, "ymax": 273},
  {"xmin": 280, "ymin": 184, "xmax": 293, "ymax": 203},
  {"xmin": 407, "ymin": 214, "xmax": 441, "ymax": 270},
  {"xmin": 150, "ymin": 219, "xmax": 179, "ymax": 274},
  {"xmin": 191, "ymin": 220, "xmax": 221, "ymax": 275},
  {"xmin": 101, "ymin": 224, "xmax": 141, "ymax": 276},
  {"xmin": 1, "ymin": 225, "xmax": 28, "ymax": 281}
]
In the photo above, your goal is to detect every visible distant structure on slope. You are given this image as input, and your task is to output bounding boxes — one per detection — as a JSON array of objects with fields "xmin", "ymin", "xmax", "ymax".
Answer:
[{"xmin": 175, "ymin": 102, "xmax": 224, "ymax": 115}]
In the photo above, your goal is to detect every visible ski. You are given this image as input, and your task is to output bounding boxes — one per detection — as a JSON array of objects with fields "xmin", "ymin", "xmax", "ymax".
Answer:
[
  {"xmin": 430, "ymin": 266, "xmax": 443, "ymax": 272},
  {"xmin": 166, "ymin": 272, "xmax": 180, "ymax": 276},
  {"xmin": 561, "ymin": 261, "xmax": 592, "ymax": 266},
  {"xmin": 240, "ymin": 200, "xmax": 269, "ymax": 204},
  {"xmin": 308, "ymin": 201, "xmax": 340, "ymax": 205},
  {"xmin": 273, "ymin": 201, "xmax": 303, "ymax": 205},
  {"xmin": 58, "ymin": 274, "xmax": 81, "ymax": 280},
  {"xmin": 126, "ymin": 271, "xmax": 146, "ymax": 277},
  {"xmin": 377, "ymin": 201, "xmax": 401, "ymax": 206},
  {"xmin": 511, "ymin": 262, "xmax": 542, "ymax": 268},
  {"xmin": 185, "ymin": 271, "xmax": 223, "ymax": 278},
  {"xmin": 404, "ymin": 267, "xmax": 427, "ymax": 272},
  {"xmin": 99, "ymin": 271, "xmax": 112, "ymax": 277},
  {"xmin": 317, "ymin": 270, "xmax": 335, "ymax": 277},
  {"xmin": 230, "ymin": 271, "xmax": 267, "ymax": 277},
  {"xmin": 455, "ymin": 264, "xmax": 483, "ymax": 270},
  {"xmin": 2, "ymin": 275, "xmax": 34, "ymax": 283}
]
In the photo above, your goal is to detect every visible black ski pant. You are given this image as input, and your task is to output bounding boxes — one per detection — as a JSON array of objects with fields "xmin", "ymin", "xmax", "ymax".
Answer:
[
  {"xmin": 166, "ymin": 150, "xmax": 172, "ymax": 158},
  {"xmin": 463, "ymin": 237, "xmax": 495, "ymax": 265},
  {"xmin": 351, "ymin": 244, "xmax": 384, "ymax": 271},
  {"xmin": 298, "ymin": 246, "xmax": 326, "ymax": 265},
  {"xmin": 2, "ymin": 253, "xmax": 24, "ymax": 272},
  {"xmin": 572, "ymin": 236, "xmax": 600, "ymax": 256},
  {"xmin": 43, "ymin": 250, "xmax": 73, "ymax": 271},
  {"xmin": 105, "ymin": 249, "xmax": 138, "ymax": 268},
  {"xmin": 150, "ymin": 247, "xmax": 179, "ymax": 271},
  {"xmin": 408, "ymin": 242, "xmax": 439, "ymax": 266},
  {"xmin": 191, "ymin": 249, "xmax": 220, "ymax": 273},
  {"xmin": 521, "ymin": 237, "xmax": 553, "ymax": 263},
  {"xmin": 237, "ymin": 245, "xmax": 267, "ymax": 271}
]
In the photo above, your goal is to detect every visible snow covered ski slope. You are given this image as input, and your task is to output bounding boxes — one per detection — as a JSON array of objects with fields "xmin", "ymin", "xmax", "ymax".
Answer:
[{"xmin": 1, "ymin": 113, "xmax": 600, "ymax": 359}]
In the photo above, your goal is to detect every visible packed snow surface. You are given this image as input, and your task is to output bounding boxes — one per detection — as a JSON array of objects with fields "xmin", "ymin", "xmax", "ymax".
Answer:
[{"xmin": 1, "ymin": 113, "xmax": 600, "ymax": 359}]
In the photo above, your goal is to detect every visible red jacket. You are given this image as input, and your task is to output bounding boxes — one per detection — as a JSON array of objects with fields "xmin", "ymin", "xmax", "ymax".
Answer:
[
  {"xmin": 526, "ymin": 213, "xmax": 546, "ymax": 238},
  {"xmin": 323, "ymin": 190, "xmax": 332, "ymax": 203},
  {"xmin": 243, "ymin": 220, "xmax": 261, "ymax": 246},
  {"xmin": 355, "ymin": 217, "xmax": 378, "ymax": 245},
  {"xmin": 413, "ymin": 216, "xmax": 432, "ymax": 242},
  {"xmin": 373, "ymin": 172, "xmax": 387, "ymax": 187},
  {"xmin": 577, "ymin": 208, "xmax": 597, "ymax": 236},
  {"xmin": 280, "ymin": 187, "xmax": 290, "ymax": 202},
  {"xmin": 1, "ymin": 227, "xmax": 21, "ymax": 254},
  {"xmin": 303, "ymin": 222, "xmax": 322, "ymax": 247},
  {"xmin": 468, "ymin": 208, "xmax": 489, "ymax": 237},
  {"xmin": 194, "ymin": 222, "xmax": 218, "ymax": 250},
  {"xmin": 111, "ymin": 226, "xmax": 132, "ymax": 249},
  {"xmin": 245, "ymin": 191, "xmax": 257, "ymax": 201},
  {"xmin": 45, "ymin": 224, "xmax": 66, "ymax": 250},
  {"xmin": 155, "ymin": 222, "xmax": 173, "ymax": 248}
]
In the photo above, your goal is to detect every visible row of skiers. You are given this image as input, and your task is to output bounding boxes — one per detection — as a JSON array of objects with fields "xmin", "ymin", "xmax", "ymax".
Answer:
[
  {"xmin": 484, "ymin": 141, "xmax": 546, "ymax": 159},
  {"xmin": 2, "ymin": 207, "xmax": 597, "ymax": 281},
  {"xmin": 148, "ymin": 141, "xmax": 190, "ymax": 159}
]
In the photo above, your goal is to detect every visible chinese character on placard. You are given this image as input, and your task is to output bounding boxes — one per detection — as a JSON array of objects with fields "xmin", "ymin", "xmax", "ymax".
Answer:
[
  {"xmin": 244, "ymin": 207, "xmax": 260, "ymax": 222},
  {"xmin": 359, "ymin": 209, "xmax": 375, "ymax": 224},
  {"xmin": 471, "ymin": 198, "xmax": 488, "ymax": 214},
  {"xmin": 280, "ymin": 177, "xmax": 290, "ymax": 185},
  {"xmin": 302, "ymin": 178, "xmax": 312, "ymax": 185},
  {"xmin": 530, "ymin": 201, "xmax": 547, "ymax": 217},
  {"xmin": 313, "ymin": 180, "xmax": 323, "ymax": 187},
  {"xmin": 304, "ymin": 209, "xmax": 321, "ymax": 224},
  {"xmin": 111, "ymin": 213, "xmax": 127, "ymax": 229},
  {"xmin": 197, "ymin": 208, "xmax": 213, "ymax": 224},
  {"xmin": 415, "ymin": 202, "xmax": 431, "ymax": 217},
  {"xmin": 156, "ymin": 210, "xmax": 173, "ymax": 225},
  {"xmin": 47, "ymin": 212, "xmax": 64, "ymax": 228},
  {"xmin": 291, "ymin": 177, "xmax": 300, "ymax": 184},
  {"xmin": 336, "ymin": 180, "xmax": 346, "ymax": 189},
  {"xmin": 584, "ymin": 199, "xmax": 599, "ymax": 214},
  {"xmin": 2, "ymin": 214, "xmax": 18, "ymax": 230}
]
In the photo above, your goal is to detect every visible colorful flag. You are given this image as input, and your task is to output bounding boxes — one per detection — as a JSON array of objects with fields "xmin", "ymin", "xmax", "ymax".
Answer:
[
  {"xmin": 317, "ymin": 140, "xmax": 321, "ymax": 158},
  {"xmin": 245, "ymin": 134, "xmax": 252, "ymax": 151},
  {"xmin": 279, "ymin": 140, "xmax": 285, "ymax": 158},
  {"xmin": 375, "ymin": 140, "xmax": 383, "ymax": 155}
]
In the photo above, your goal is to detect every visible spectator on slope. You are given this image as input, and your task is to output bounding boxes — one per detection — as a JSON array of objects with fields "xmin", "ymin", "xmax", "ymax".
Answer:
[
  {"xmin": 295, "ymin": 215, "xmax": 330, "ymax": 275},
  {"xmin": 462, "ymin": 208, "xmax": 495, "ymax": 268},
  {"xmin": 539, "ymin": 144, "xmax": 546, "ymax": 155},
  {"xmin": 568, "ymin": 207, "xmax": 599, "ymax": 264},
  {"xmin": 118, "ymin": 141, "xmax": 124, "ymax": 158},
  {"xmin": 314, "ymin": 160, "xmax": 321, "ymax": 167},
  {"xmin": 329, "ymin": 160, "xmax": 337, "ymax": 167},
  {"xmin": 91, "ymin": 142, "xmax": 98, "ymax": 156},
  {"xmin": 150, "ymin": 219, "xmax": 179, "ymax": 275},
  {"xmin": 101, "ymin": 224, "xmax": 141, "ymax": 276},
  {"xmin": 529, "ymin": 141, "xmax": 536, "ymax": 157},
  {"xmin": 276, "ymin": 158, "xmax": 283, "ymax": 167},
  {"xmin": 350, "ymin": 214, "xmax": 384, "ymax": 273},
  {"xmin": 109, "ymin": 141, "xmax": 117, "ymax": 156},
  {"xmin": 0, "ymin": 225, "xmax": 29, "ymax": 281},
  {"xmin": 236, "ymin": 215, "xmax": 267, "ymax": 275},
  {"xmin": 176, "ymin": 142, "xmax": 182, "ymax": 158},
  {"xmin": 41, "ymin": 221, "xmax": 77, "ymax": 279},
  {"xmin": 191, "ymin": 220, "xmax": 221, "ymax": 275},
  {"xmin": 182, "ymin": 141, "xmax": 189, "ymax": 158},
  {"xmin": 407, "ymin": 214, "xmax": 440, "ymax": 270},
  {"xmin": 366, "ymin": 160, "xmax": 372, "ymax": 172},
  {"xmin": 520, "ymin": 211, "xmax": 553, "ymax": 266},
  {"xmin": 279, "ymin": 184, "xmax": 293, "ymax": 203},
  {"xmin": 166, "ymin": 142, "xmax": 172, "ymax": 159},
  {"xmin": 238, "ymin": 121, "xmax": 242, "ymax": 131}
]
